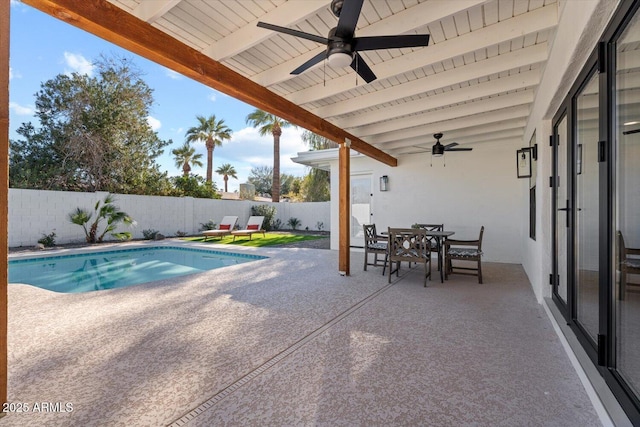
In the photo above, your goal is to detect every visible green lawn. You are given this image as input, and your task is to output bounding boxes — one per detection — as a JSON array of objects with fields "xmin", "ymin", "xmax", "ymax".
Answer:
[{"xmin": 183, "ymin": 232, "xmax": 326, "ymax": 247}]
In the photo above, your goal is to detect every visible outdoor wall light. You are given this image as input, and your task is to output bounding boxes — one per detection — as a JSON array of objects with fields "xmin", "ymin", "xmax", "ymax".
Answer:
[{"xmin": 380, "ymin": 175, "xmax": 389, "ymax": 191}]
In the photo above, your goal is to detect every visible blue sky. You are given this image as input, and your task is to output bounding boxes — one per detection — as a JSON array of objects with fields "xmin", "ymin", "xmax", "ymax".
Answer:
[{"xmin": 8, "ymin": 1, "xmax": 310, "ymax": 193}]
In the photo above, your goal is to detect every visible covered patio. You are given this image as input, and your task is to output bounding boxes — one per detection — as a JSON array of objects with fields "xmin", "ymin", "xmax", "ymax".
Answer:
[
  {"xmin": 1, "ymin": 0, "xmax": 639, "ymax": 425},
  {"xmin": 5, "ymin": 243, "xmax": 599, "ymax": 426}
]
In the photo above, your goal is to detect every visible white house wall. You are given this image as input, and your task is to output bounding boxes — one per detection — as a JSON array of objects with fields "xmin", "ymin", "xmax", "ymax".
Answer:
[
  {"xmin": 522, "ymin": 0, "xmax": 620, "ymax": 303},
  {"xmin": 330, "ymin": 139, "xmax": 524, "ymax": 264}
]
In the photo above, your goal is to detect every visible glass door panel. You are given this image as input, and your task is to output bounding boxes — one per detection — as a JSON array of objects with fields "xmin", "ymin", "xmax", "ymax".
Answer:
[
  {"xmin": 555, "ymin": 115, "xmax": 569, "ymax": 304},
  {"xmin": 615, "ymin": 9, "xmax": 640, "ymax": 398},
  {"xmin": 575, "ymin": 72, "xmax": 600, "ymax": 342}
]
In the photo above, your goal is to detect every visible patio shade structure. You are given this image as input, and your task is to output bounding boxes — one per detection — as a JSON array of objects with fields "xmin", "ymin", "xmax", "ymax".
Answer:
[{"xmin": 1, "ymin": 0, "xmax": 566, "ymax": 417}]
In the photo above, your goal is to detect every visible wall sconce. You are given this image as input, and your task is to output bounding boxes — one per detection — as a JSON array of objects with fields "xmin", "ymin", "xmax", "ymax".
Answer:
[{"xmin": 380, "ymin": 175, "xmax": 389, "ymax": 191}]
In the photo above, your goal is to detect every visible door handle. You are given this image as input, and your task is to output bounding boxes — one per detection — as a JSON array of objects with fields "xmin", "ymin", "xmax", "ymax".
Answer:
[{"xmin": 558, "ymin": 201, "xmax": 570, "ymax": 227}]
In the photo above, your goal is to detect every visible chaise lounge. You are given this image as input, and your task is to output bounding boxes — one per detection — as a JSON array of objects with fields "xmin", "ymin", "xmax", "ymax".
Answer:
[
  {"xmin": 231, "ymin": 216, "xmax": 265, "ymax": 241},
  {"xmin": 202, "ymin": 216, "xmax": 238, "ymax": 241}
]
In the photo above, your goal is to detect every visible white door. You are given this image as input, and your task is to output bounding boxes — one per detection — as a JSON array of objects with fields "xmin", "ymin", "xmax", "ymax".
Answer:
[{"xmin": 351, "ymin": 174, "xmax": 372, "ymax": 247}]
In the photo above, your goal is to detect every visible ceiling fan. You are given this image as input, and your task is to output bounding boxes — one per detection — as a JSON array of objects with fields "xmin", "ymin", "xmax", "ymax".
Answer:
[
  {"xmin": 430, "ymin": 132, "xmax": 472, "ymax": 157},
  {"xmin": 256, "ymin": 0, "xmax": 430, "ymax": 83}
]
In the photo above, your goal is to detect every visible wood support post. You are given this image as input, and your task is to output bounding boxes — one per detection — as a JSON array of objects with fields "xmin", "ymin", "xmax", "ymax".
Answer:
[
  {"xmin": 339, "ymin": 140, "xmax": 350, "ymax": 276},
  {"xmin": 0, "ymin": 0, "xmax": 10, "ymax": 412}
]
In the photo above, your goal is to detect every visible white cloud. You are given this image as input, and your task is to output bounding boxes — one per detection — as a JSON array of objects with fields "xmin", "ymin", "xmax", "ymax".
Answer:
[
  {"xmin": 165, "ymin": 68, "xmax": 182, "ymax": 80},
  {"xmin": 63, "ymin": 52, "xmax": 94, "ymax": 76},
  {"xmin": 217, "ymin": 126, "xmax": 308, "ymax": 176},
  {"xmin": 147, "ymin": 116, "xmax": 162, "ymax": 131},
  {"xmin": 9, "ymin": 102, "xmax": 34, "ymax": 116}
]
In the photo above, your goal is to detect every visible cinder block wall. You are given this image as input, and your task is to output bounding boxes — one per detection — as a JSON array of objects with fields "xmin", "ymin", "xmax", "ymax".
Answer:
[{"xmin": 8, "ymin": 189, "xmax": 330, "ymax": 247}]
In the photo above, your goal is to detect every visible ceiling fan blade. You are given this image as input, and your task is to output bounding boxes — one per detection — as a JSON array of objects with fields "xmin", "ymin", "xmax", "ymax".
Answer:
[
  {"xmin": 335, "ymin": 0, "xmax": 364, "ymax": 38},
  {"xmin": 443, "ymin": 142, "xmax": 459, "ymax": 149},
  {"xmin": 446, "ymin": 148, "xmax": 473, "ymax": 151},
  {"xmin": 350, "ymin": 53, "xmax": 376, "ymax": 83},
  {"xmin": 291, "ymin": 52, "xmax": 327, "ymax": 75},
  {"xmin": 257, "ymin": 22, "xmax": 329, "ymax": 44},
  {"xmin": 353, "ymin": 34, "xmax": 430, "ymax": 51}
]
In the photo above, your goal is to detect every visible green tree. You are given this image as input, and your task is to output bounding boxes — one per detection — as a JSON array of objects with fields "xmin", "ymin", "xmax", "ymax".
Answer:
[
  {"xmin": 172, "ymin": 142, "xmax": 203, "ymax": 177},
  {"xmin": 245, "ymin": 109, "xmax": 296, "ymax": 202},
  {"xmin": 185, "ymin": 115, "xmax": 232, "ymax": 183},
  {"xmin": 247, "ymin": 165, "xmax": 273, "ymax": 196},
  {"xmin": 172, "ymin": 174, "xmax": 220, "ymax": 199},
  {"xmin": 299, "ymin": 130, "xmax": 332, "ymax": 202},
  {"xmin": 215, "ymin": 163, "xmax": 237, "ymax": 193},
  {"xmin": 9, "ymin": 55, "xmax": 172, "ymax": 194},
  {"xmin": 68, "ymin": 194, "xmax": 135, "ymax": 243}
]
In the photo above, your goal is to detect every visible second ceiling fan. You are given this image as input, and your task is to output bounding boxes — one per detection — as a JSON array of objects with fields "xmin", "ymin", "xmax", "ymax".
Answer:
[
  {"xmin": 257, "ymin": 0, "xmax": 430, "ymax": 83},
  {"xmin": 430, "ymin": 133, "xmax": 472, "ymax": 156}
]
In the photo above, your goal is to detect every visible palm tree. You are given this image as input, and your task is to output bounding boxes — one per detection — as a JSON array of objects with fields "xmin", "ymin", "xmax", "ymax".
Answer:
[
  {"xmin": 172, "ymin": 142, "xmax": 203, "ymax": 177},
  {"xmin": 215, "ymin": 163, "xmax": 238, "ymax": 193},
  {"xmin": 185, "ymin": 115, "xmax": 232, "ymax": 183},
  {"xmin": 245, "ymin": 109, "xmax": 296, "ymax": 202}
]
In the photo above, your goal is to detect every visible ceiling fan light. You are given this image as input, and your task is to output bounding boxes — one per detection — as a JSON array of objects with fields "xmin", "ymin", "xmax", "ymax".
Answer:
[
  {"xmin": 328, "ymin": 52, "xmax": 353, "ymax": 68},
  {"xmin": 432, "ymin": 144, "xmax": 445, "ymax": 157}
]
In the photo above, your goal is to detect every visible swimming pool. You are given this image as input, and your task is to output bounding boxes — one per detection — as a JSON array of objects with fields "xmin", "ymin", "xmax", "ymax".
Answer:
[{"xmin": 9, "ymin": 246, "xmax": 267, "ymax": 293}]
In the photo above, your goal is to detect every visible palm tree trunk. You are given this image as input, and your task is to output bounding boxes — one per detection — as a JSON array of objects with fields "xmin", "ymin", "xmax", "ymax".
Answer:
[
  {"xmin": 224, "ymin": 175, "xmax": 228, "ymax": 192},
  {"xmin": 272, "ymin": 128, "xmax": 281, "ymax": 202},
  {"xmin": 206, "ymin": 138, "xmax": 214, "ymax": 182}
]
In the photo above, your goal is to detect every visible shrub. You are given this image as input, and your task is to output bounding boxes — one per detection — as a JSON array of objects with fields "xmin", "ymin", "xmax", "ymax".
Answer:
[
  {"xmin": 272, "ymin": 218, "xmax": 283, "ymax": 230},
  {"xmin": 143, "ymin": 229, "xmax": 160, "ymax": 240},
  {"xmin": 251, "ymin": 205, "xmax": 277, "ymax": 231},
  {"xmin": 37, "ymin": 232, "xmax": 56, "ymax": 248},
  {"xmin": 316, "ymin": 221, "xmax": 324, "ymax": 231},
  {"xmin": 68, "ymin": 194, "xmax": 135, "ymax": 243},
  {"xmin": 175, "ymin": 230, "xmax": 187, "ymax": 237},
  {"xmin": 199, "ymin": 220, "xmax": 217, "ymax": 231},
  {"xmin": 287, "ymin": 217, "xmax": 301, "ymax": 230}
]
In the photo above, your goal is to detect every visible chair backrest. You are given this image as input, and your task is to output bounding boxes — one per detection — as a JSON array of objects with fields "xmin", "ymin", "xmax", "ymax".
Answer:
[
  {"xmin": 388, "ymin": 228, "xmax": 429, "ymax": 262},
  {"xmin": 219, "ymin": 216, "xmax": 238, "ymax": 230},
  {"xmin": 245, "ymin": 216, "xmax": 265, "ymax": 230},
  {"xmin": 416, "ymin": 223, "xmax": 443, "ymax": 250},
  {"xmin": 364, "ymin": 224, "xmax": 379, "ymax": 245},
  {"xmin": 478, "ymin": 226, "xmax": 485, "ymax": 251}
]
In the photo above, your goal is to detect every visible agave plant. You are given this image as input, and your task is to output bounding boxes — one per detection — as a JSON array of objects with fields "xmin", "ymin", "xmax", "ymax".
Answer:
[{"xmin": 69, "ymin": 194, "xmax": 135, "ymax": 243}]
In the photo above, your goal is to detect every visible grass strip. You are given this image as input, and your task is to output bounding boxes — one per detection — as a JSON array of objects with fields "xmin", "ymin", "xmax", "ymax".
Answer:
[{"xmin": 182, "ymin": 233, "xmax": 326, "ymax": 247}]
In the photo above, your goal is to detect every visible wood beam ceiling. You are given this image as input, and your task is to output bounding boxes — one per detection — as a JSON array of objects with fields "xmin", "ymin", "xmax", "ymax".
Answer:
[{"xmin": 23, "ymin": 0, "xmax": 397, "ymax": 167}]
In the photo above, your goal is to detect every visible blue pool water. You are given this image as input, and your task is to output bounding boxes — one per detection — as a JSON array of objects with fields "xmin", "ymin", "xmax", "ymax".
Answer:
[{"xmin": 9, "ymin": 246, "xmax": 267, "ymax": 293}]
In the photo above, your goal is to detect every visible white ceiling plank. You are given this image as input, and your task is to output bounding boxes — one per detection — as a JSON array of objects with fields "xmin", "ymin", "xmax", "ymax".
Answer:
[
  {"xmin": 333, "ymin": 68, "xmax": 540, "ymax": 129},
  {"xmin": 367, "ymin": 104, "xmax": 530, "ymax": 145},
  {"xmin": 288, "ymin": 5, "xmax": 557, "ymax": 105},
  {"xmin": 381, "ymin": 117, "xmax": 527, "ymax": 150},
  {"xmin": 202, "ymin": 1, "xmax": 327, "ymax": 61},
  {"xmin": 352, "ymin": 90, "xmax": 534, "ymax": 139},
  {"xmin": 253, "ymin": 0, "xmax": 488, "ymax": 87},
  {"xmin": 313, "ymin": 43, "xmax": 547, "ymax": 119},
  {"xmin": 132, "ymin": 0, "xmax": 182, "ymax": 24}
]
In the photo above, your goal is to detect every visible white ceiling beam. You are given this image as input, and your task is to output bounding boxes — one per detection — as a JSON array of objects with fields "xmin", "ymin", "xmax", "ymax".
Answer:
[
  {"xmin": 203, "ymin": 1, "xmax": 327, "ymax": 61},
  {"xmin": 328, "ymin": 61, "xmax": 541, "ymax": 129},
  {"xmin": 368, "ymin": 104, "xmax": 530, "ymax": 146},
  {"xmin": 352, "ymin": 89, "xmax": 534, "ymax": 138},
  {"xmin": 253, "ymin": 0, "xmax": 488, "ymax": 87},
  {"xmin": 379, "ymin": 118, "xmax": 527, "ymax": 151},
  {"xmin": 131, "ymin": 0, "xmax": 181, "ymax": 24},
  {"xmin": 288, "ymin": 4, "xmax": 557, "ymax": 105},
  {"xmin": 391, "ymin": 129, "xmax": 525, "ymax": 155}
]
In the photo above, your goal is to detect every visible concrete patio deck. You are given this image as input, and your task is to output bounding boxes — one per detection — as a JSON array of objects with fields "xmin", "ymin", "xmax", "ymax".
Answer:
[{"xmin": 5, "ymin": 244, "xmax": 601, "ymax": 426}]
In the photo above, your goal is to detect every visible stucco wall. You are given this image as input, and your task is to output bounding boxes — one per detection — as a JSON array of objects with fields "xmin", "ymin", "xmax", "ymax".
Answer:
[
  {"xmin": 329, "ymin": 139, "xmax": 524, "ymax": 264},
  {"xmin": 8, "ymin": 189, "xmax": 330, "ymax": 247},
  {"xmin": 521, "ymin": 0, "xmax": 620, "ymax": 302}
]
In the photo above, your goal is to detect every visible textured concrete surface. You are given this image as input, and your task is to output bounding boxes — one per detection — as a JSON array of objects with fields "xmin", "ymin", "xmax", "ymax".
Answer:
[{"xmin": 5, "ymin": 242, "xmax": 600, "ymax": 426}]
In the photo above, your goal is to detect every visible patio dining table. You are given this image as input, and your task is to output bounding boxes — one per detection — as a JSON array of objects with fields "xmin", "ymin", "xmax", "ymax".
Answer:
[{"xmin": 382, "ymin": 229, "xmax": 455, "ymax": 283}]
